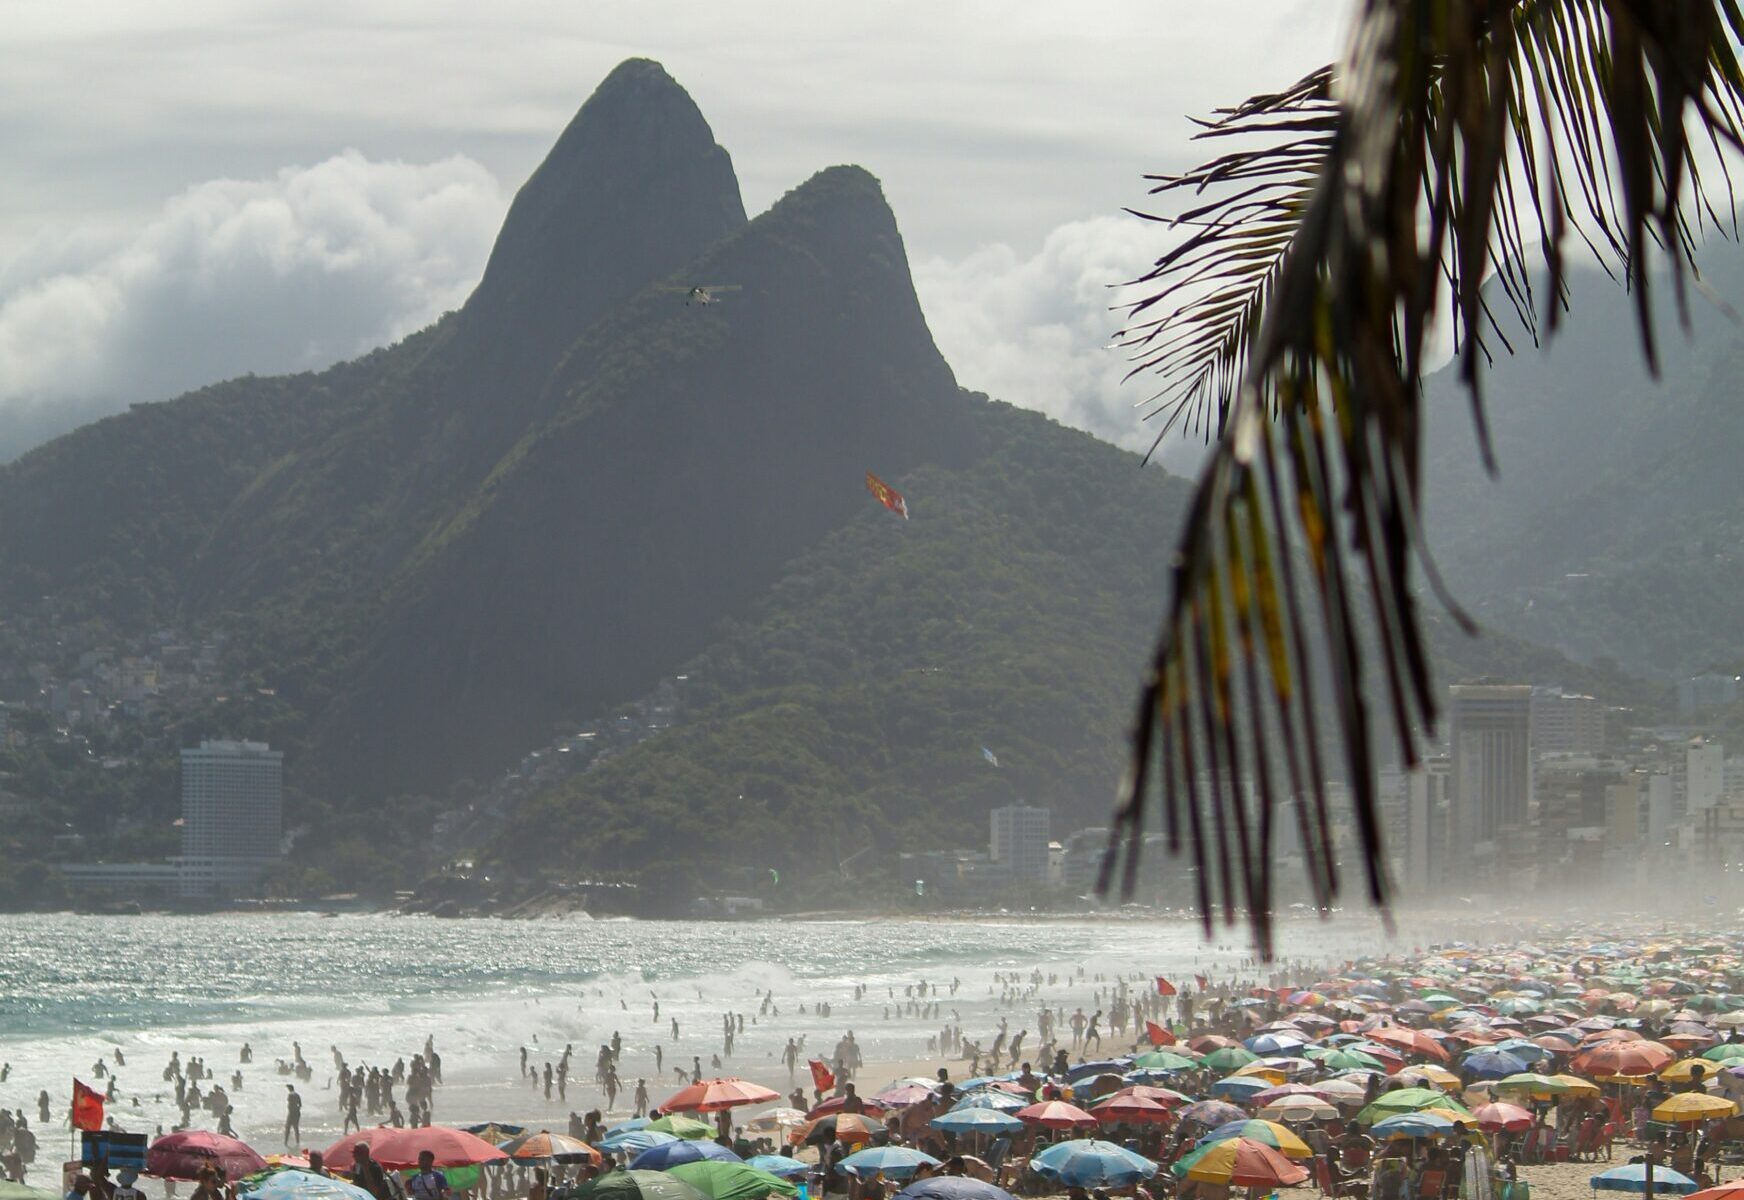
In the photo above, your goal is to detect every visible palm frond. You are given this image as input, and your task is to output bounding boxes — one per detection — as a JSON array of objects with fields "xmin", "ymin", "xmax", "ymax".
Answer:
[{"xmin": 1102, "ymin": 0, "xmax": 1744, "ymax": 957}]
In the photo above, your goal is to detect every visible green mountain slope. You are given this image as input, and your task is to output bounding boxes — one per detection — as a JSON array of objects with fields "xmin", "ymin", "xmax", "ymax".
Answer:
[{"xmin": 492, "ymin": 399, "xmax": 1187, "ymax": 891}]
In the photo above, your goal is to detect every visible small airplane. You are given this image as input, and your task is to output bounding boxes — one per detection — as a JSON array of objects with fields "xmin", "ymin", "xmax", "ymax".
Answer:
[{"xmin": 662, "ymin": 284, "xmax": 742, "ymax": 306}]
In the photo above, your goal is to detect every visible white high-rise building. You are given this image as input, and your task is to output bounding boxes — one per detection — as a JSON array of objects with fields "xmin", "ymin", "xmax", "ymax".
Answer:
[
  {"xmin": 990, "ymin": 803, "xmax": 1051, "ymax": 880},
  {"xmin": 178, "ymin": 739, "xmax": 283, "ymax": 898}
]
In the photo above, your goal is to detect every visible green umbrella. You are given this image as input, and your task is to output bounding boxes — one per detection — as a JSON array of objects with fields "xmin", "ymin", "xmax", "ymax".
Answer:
[
  {"xmin": 1306, "ymin": 1047, "xmax": 1386, "ymax": 1071},
  {"xmin": 1201, "ymin": 1047, "xmax": 1259, "ymax": 1071},
  {"xmin": 1356, "ymin": 1088, "xmax": 1471, "ymax": 1125},
  {"xmin": 666, "ymin": 1162, "xmax": 798, "ymax": 1200},
  {"xmin": 0, "ymin": 1185, "xmax": 59, "ymax": 1200},
  {"xmin": 648, "ymin": 1115, "xmax": 718, "ymax": 1140},
  {"xmin": 1702, "ymin": 1044, "xmax": 1744, "ymax": 1062},
  {"xmin": 1133, "ymin": 1050, "xmax": 1199, "ymax": 1071},
  {"xmin": 572, "ymin": 1170, "xmax": 710, "ymax": 1200}
]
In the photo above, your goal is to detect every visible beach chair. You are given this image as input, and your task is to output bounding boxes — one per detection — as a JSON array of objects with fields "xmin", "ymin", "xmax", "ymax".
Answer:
[
  {"xmin": 1415, "ymin": 1169, "xmax": 1446, "ymax": 1200},
  {"xmin": 1314, "ymin": 1157, "xmax": 1366, "ymax": 1200}
]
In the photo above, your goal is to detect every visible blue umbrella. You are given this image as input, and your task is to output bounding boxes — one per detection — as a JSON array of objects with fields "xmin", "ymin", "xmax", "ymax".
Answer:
[
  {"xmin": 1210, "ymin": 1076, "xmax": 1274, "ymax": 1100},
  {"xmin": 1590, "ymin": 1166, "xmax": 1699, "ymax": 1195},
  {"xmin": 1371, "ymin": 1113, "xmax": 1458, "ymax": 1140},
  {"xmin": 1245, "ymin": 1033, "xmax": 1307, "ymax": 1054},
  {"xmin": 1491, "ymin": 1039, "xmax": 1553, "ymax": 1064},
  {"xmin": 894, "ymin": 1180, "xmax": 1015, "ymax": 1200},
  {"xmin": 930, "ymin": 1108, "xmax": 1024, "ymax": 1135},
  {"xmin": 1461, "ymin": 1050, "xmax": 1530, "ymax": 1080},
  {"xmin": 242, "ymin": 1173, "xmax": 372, "ymax": 1200},
  {"xmin": 1066, "ymin": 1060, "xmax": 1132, "ymax": 1081},
  {"xmin": 744, "ymin": 1157, "xmax": 811, "ymax": 1180},
  {"xmin": 1030, "ymin": 1140, "xmax": 1158, "ymax": 1187},
  {"xmin": 951, "ymin": 1092, "xmax": 1026, "ymax": 1113},
  {"xmin": 606, "ymin": 1118, "xmax": 653, "ymax": 1136},
  {"xmin": 629, "ymin": 1141, "xmax": 741, "ymax": 1170},
  {"xmin": 598, "ymin": 1131, "xmax": 680, "ymax": 1156},
  {"xmin": 839, "ymin": 1148, "xmax": 942, "ymax": 1181}
]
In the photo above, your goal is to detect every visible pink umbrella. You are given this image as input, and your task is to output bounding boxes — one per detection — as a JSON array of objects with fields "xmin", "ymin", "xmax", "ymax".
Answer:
[
  {"xmin": 663, "ymin": 1077, "xmax": 782, "ymax": 1113},
  {"xmin": 146, "ymin": 1131, "xmax": 268, "ymax": 1181},
  {"xmin": 323, "ymin": 1126, "xmax": 509, "ymax": 1170}
]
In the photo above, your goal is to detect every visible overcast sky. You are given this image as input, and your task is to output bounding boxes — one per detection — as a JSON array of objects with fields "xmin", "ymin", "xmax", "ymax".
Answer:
[{"xmin": 0, "ymin": 1, "xmax": 1344, "ymax": 459}]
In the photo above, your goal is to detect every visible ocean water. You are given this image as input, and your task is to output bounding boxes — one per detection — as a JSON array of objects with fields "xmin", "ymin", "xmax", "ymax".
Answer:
[{"xmin": 0, "ymin": 911, "xmax": 1400, "ymax": 1151}]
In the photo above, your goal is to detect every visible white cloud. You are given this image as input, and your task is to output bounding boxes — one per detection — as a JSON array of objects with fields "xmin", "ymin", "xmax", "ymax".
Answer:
[
  {"xmin": 0, "ymin": 150, "xmax": 505, "ymax": 449},
  {"xmin": 914, "ymin": 215, "xmax": 1210, "ymax": 471}
]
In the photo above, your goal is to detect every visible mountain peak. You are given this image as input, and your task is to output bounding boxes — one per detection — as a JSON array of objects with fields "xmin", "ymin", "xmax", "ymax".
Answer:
[{"xmin": 461, "ymin": 58, "xmax": 746, "ymax": 355}]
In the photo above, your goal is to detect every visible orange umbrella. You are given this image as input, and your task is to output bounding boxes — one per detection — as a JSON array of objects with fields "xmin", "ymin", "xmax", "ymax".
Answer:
[
  {"xmin": 664, "ymin": 1078, "xmax": 782, "ymax": 1113},
  {"xmin": 1016, "ymin": 1101, "xmax": 1101, "ymax": 1131},
  {"xmin": 1175, "ymin": 1137, "xmax": 1310, "ymax": 1187},
  {"xmin": 1367, "ymin": 1027, "xmax": 1451, "ymax": 1062},
  {"xmin": 1572, "ymin": 1042, "xmax": 1675, "ymax": 1077}
]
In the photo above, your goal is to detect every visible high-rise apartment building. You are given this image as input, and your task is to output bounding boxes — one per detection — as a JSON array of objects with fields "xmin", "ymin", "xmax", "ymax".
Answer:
[
  {"xmin": 1449, "ymin": 684, "xmax": 1533, "ymax": 863},
  {"xmin": 990, "ymin": 803, "xmax": 1051, "ymax": 880},
  {"xmin": 178, "ymin": 739, "xmax": 283, "ymax": 897},
  {"xmin": 1531, "ymin": 688, "xmax": 1606, "ymax": 754}
]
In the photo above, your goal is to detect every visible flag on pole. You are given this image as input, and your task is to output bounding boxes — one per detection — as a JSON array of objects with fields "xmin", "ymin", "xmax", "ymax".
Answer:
[
  {"xmin": 1195, "ymin": 974, "xmax": 1211, "ymax": 991},
  {"xmin": 808, "ymin": 1059, "xmax": 836, "ymax": 1093},
  {"xmin": 1155, "ymin": 976, "xmax": 1177, "ymax": 996},
  {"xmin": 72, "ymin": 1078, "xmax": 104, "ymax": 1131},
  {"xmin": 1145, "ymin": 1021, "xmax": 1176, "ymax": 1046},
  {"xmin": 865, "ymin": 472, "xmax": 909, "ymax": 520},
  {"xmin": 981, "ymin": 747, "xmax": 999, "ymax": 767}
]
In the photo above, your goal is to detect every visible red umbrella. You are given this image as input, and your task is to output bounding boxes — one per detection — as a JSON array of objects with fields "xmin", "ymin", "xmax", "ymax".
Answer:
[
  {"xmin": 806, "ymin": 1095, "xmax": 890, "ymax": 1119},
  {"xmin": 664, "ymin": 1077, "xmax": 782, "ymax": 1113},
  {"xmin": 1016, "ymin": 1101, "xmax": 1099, "ymax": 1131},
  {"xmin": 323, "ymin": 1126, "xmax": 509, "ymax": 1170},
  {"xmin": 1110, "ymin": 1085, "xmax": 1192, "ymax": 1107},
  {"xmin": 146, "ymin": 1132, "xmax": 267, "ymax": 1182},
  {"xmin": 1470, "ymin": 1103, "xmax": 1534, "ymax": 1133},
  {"xmin": 1090, "ymin": 1095, "xmax": 1173, "ymax": 1125},
  {"xmin": 1687, "ymin": 1185, "xmax": 1744, "ymax": 1200}
]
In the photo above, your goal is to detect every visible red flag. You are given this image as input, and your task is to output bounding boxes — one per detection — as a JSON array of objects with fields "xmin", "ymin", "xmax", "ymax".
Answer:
[
  {"xmin": 72, "ymin": 1078, "xmax": 104, "ymax": 1132},
  {"xmin": 865, "ymin": 472, "xmax": 909, "ymax": 520},
  {"xmin": 1145, "ymin": 1021, "xmax": 1176, "ymax": 1046},
  {"xmin": 1154, "ymin": 976, "xmax": 1177, "ymax": 996},
  {"xmin": 808, "ymin": 1059, "xmax": 836, "ymax": 1093},
  {"xmin": 1195, "ymin": 974, "xmax": 1210, "ymax": 991}
]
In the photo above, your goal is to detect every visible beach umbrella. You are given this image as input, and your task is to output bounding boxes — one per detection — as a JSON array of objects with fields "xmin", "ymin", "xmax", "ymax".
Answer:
[
  {"xmin": 1313, "ymin": 1079, "xmax": 1372, "ymax": 1107},
  {"xmin": 1392, "ymin": 1065, "xmax": 1462, "ymax": 1092},
  {"xmin": 743, "ymin": 1158, "xmax": 811, "ymax": 1180},
  {"xmin": 597, "ymin": 1131, "xmax": 681, "ymax": 1156},
  {"xmin": 663, "ymin": 1079, "xmax": 780, "ymax": 1114},
  {"xmin": 1108, "ymin": 1085, "xmax": 1191, "ymax": 1107},
  {"xmin": 462, "ymin": 1125, "xmax": 525, "ymax": 1144},
  {"xmin": 1591, "ymin": 1165, "xmax": 1699, "ymax": 1195},
  {"xmin": 796, "ymin": 1113, "xmax": 880, "ymax": 1146},
  {"xmin": 630, "ymin": 1141, "xmax": 741, "ymax": 1171},
  {"xmin": 930, "ymin": 1108, "xmax": 1024, "ymax": 1135},
  {"xmin": 498, "ymin": 1132, "xmax": 601, "ymax": 1165},
  {"xmin": 1089, "ymin": 1095, "xmax": 1173, "ymax": 1125},
  {"xmin": 1355, "ymin": 1088, "xmax": 1469, "ymax": 1125},
  {"xmin": 1177, "ymin": 1100, "xmax": 1247, "ymax": 1128},
  {"xmin": 148, "ymin": 1132, "xmax": 270, "ymax": 1181},
  {"xmin": 1170, "ymin": 1138, "xmax": 1308, "ymax": 1188},
  {"xmin": 950, "ymin": 1091, "xmax": 1025, "ymax": 1113},
  {"xmin": 894, "ymin": 1180, "xmax": 1014, "ymax": 1200},
  {"xmin": 570, "ymin": 1171, "xmax": 709, "ymax": 1200},
  {"xmin": 742, "ymin": 1110, "xmax": 806, "ymax": 1139},
  {"xmin": 1653, "ymin": 1093, "xmax": 1738, "ymax": 1124},
  {"xmin": 1131, "ymin": 1050, "xmax": 1198, "ymax": 1072},
  {"xmin": 1307, "ymin": 1048, "xmax": 1387, "ymax": 1072},
  {"xmin": 1661, "ymin": 1060, "xmax": 1722, "ymax": 1083},
  {"xmin": 838, "ymin": 1148, "xmax": 941, "ymax": 1180},
  {"xmin": 240, "ymin": 1172, "xmax": 372, "ymax": 1200},
  {"xmin": 805, "ymin": 1096, "xmax": 890, "ymax": 1119},
  {"xmin": 1574, "ymin": 1041, "xmax": 1675, "ymax": 1077},
  {"xmin": 647, "ymin": 1115, "xmax": 718, "ymax": 1140},
  {"xmin": 1470, "ymin": 1103, "xmax": 1533, "ymax": 1133},
  {"xmin": 1201, "ymin": 1046, "xmax": 1260, "ymax": 1071},
  {"xmin": 875, "ymin": 1083, "xmax": 936, "ymax": 1107},
  {"xmin": 1462, "ymin": 1050, "xmax": 1531, "ymax": 1080},
  {"xmin": 1372, "ymin": 1112, "xmax": 1458, "ymax": 1140},
  {"xmin": 664, "ymin": 1162, "xmax": 797, "ymax": 1200},
  {"xmin": 1210, "ymin": 1076, "xmax": 1275, "ymax": 1100},
  {"xmin": 0, "ymin": 1185, "xmax": 59, "ymax": 1200},
  {"xmin": 1257, "ymin": 1095, "xmax": 1339, "ymax": 1123},
  {"xmin": 1015, "ymin": 1101, "xmax": 1099, "ymax": 1131},
  {"xmin": 322, "ymin": 1128, "xmax": 507, "ymax": 1171},
  {"xmin": 1702, "ymin": 1044, "xmax": 1744, "ymax": 1062},
  {"xmin": 1687, "ymin": 1185, "xmax": 1744, "ymax": 1200},
  {"xmin": 1197, "ymin": 1120, "xmax": 1312, "ymax": 1159},
  {"xmin": 1246, "ymin": 1033, "xmax": 1309, "ymax": 1055},
  {"xmin": 1031, "ymin": 1140, "xmax": 1158, "ymax": 1187},
  {"xmin": 264, "ymin": 1157, "xmax": 312, "ymax": 1171}
]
